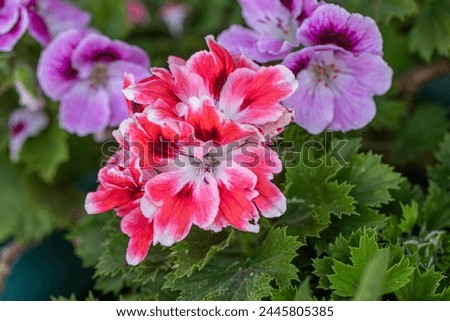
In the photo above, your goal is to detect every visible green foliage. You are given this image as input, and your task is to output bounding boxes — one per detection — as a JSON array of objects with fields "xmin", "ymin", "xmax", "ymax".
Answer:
[
  {"xmin": 20, "ymin": 118, "xmax": 69, "ymax": 183},
  {"xmin": 333, "ymin": 0, "xmax": 417, "ymax": 23},
  {"xmin": 409, "ymin": 0, "xmax": 450, "ymax": 61},
  {"xmin": 165, "ymin": 228, "xmax": 302, "ymax": 300},
  {"xmin": 396, "ymin": 269, "xmax": 450, "ymax": 301}
]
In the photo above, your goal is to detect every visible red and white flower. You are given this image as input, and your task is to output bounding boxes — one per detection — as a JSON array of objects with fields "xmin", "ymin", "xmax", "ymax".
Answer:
[{"xmin": 85, "ymin": 38, "xmax": 296, "ymax": 265}]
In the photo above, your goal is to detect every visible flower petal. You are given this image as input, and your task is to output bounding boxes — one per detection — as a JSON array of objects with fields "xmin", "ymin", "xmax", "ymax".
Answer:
[
  {"xmin": 218, "ymin": 65, "xmax": 298, "ymax": 126},
  {"xmin": 147, "ymin": 165, "xmax": 220, "ymax": 246},
  {"xmin": 299, "ymin": 4, "xmax": 382, "ymax": 55},
  {"xmin": 0, "ymin": 6, "xmax": 28, "ymax": 52},
  {"xmin": 121, "ymin": 209, "xmax": 154, "ymax": 266},
  {"xmin": 27, "ymin": 8, "xmax": 51, "ymax": 46},
  {"xmin": 37, "ymin": 29, "xmax": 83, "ymax": 100},
  {"xmin": 59, "ymin": 82, "xmax": 111, "ymax": 136}
]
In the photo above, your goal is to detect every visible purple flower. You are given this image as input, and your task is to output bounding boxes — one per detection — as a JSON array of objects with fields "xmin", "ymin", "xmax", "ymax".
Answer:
[
  {"xmin": 299, "ymin": 4, "xmax": 382, "ymax": 55},
  {"xmin": 9, "ymin": 107, "xmax": 48, "ymax": 161},
  {"xmin": 159, "ymin": 2, "xmax": 191, "ymax": 38},
  {"xmin": 283, "ymin": 45, "xmax": 392, "ymax": 134},
  {"xmin": 218, "ymin": 0, "xmax": 320, "ymax": 63},
  {"xmin": 0, "ymin": 0, "xmax": 90, "ymax": 52},
  {"xmin": 37, "ymin": 29, "xmax": 151, "ymax": 136}
]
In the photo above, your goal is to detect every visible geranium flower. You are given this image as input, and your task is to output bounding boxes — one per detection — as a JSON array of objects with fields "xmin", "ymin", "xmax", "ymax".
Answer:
[
  {"xmin": 8, "ymin": 107, "xmax": 48, "ymax": 161},
  {"xmin": 283, "ymin": 45, "xmax": 392, "ymax": 134},
  {"xmin": 37, "ymin": 29, "xmax": 150, "ymax": 136},
  {"xmin": 159, "ymin": 2, "xmax": 191, "ymax": 38},
  {"xmin": 123, "ymin": 37, "xmax": 297, "ymax": 139},
  {"xmin": 218, "ymin": 0, "xmax": 320, "ymax": 63},
  {"xmin": 85, "ymin": 39, "xmax": 296, "ymax": 264},
  {"xmin": 0, "ymin": 0, "xmax": 90, "ymax": 52},
  {"xmin": 299, "ymin": 4, "xmax": 383, "ymax": 56}
]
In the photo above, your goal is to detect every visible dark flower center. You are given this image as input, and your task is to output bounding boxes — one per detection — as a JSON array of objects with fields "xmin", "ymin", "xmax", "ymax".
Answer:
[
  {"xmin": 280, "ymin": 0, "xmax": 294, "ymax": 11},
  {"xmin": 94, "ymin": 52, "xmax": 119, "ymax": 63},
  {"xmin": 0, "ymin": 0, "xmax": 5, "ymax": 9},
  {"xmin": 11, "ymin": 121, "xmax": 26, "ymax": 136},
  {"xmin": 312, "ymin": 63, "xmax": 341, "ymax": 87}
]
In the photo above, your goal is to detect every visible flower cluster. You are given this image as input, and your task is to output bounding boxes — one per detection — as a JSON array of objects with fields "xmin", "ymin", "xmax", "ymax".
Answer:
[
  {"xmin": 0, "ymin": 0, "xmax": 90, "ymax": 52},
  {"xmin": 85, "ymin": 38, "xmax": 298, "ymax": 265},
  {"xmin": 219, "ymin": 1, "xmax": 393, "ymax": 134}
]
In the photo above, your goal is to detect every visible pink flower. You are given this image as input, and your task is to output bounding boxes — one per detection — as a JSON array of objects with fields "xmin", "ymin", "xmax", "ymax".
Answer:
[
  {"xmin": 218, "ymin": 0, "xmax": 320, "ymax": 63},
  {"xmin": 0, "ymin": 0, "xmax": 90, "ymax": 52},
  {"xmin": 8, "ymin": 107, "xmax": 48, "ymax": 161},
  {"xmin": 283, "ymin": 45, "xmax": 392, "ymax": 134},
  {"xmin": 37, "ymin": 29, "xmax": 150, "ymax": 136},
  {"xmin": 85, "ymin": 39, "xmax": 297, "ymax": 265},
  {"xmin": 127, "ymin": 0, "xmax": 150, "ymax": 26},
  {"xmin": 124, "ymin": 37, "xmax": 297, "ymax": 139},
  {"xmin": 159, "ymin": 2, "xmax": 191, "ymax": 38}
]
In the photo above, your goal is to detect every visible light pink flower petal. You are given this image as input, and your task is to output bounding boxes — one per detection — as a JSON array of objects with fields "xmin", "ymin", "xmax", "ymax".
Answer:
[
  {"xmin": 8, "ymin": 108, "xmax": 48, "ymax": 162},
  {"xmin": 218, "ymin": 65, "xmax": 298, "ymax": 126},
  {"xmin": 147, "ymin": 165, "xmax": 220, "ymax": 246},
  {"xmin": 121, "ymin": 209, "xmax": 153, "ymax": 266},
  {"xmin": 37, "ymin": 29, "xmax": 83, "ymax": 100},
  {"xmin": 159, "ymin": 2, "xmax": 191, "ymax": 38},
  {"xmin": 299, "ymin": 4, "xmax": 382, "ymax": 55},
  {"xmin": 0, "ymin": 6, "xmax": 28, "ymax": 52},
  {"xmin": 343, "ymin": 52, "xmax": 393, "ymax": 95},
  {"xmin": 59, "ymin": 82, "xmax": 111, "ymax": 136},
  {"xmin": 0, "ymin": 2, "xmax": 19, "ymax": 34},
  {"xmin": 327, "ymin": 87, "xmax": 377, "ymax": 132},
  {"xmin": 37, "ymin": 0, "xmax": 91, "ymax": 37},
  {"xmin": 27, "ymin": 8, "xmax": 51, "ymax": 46}
]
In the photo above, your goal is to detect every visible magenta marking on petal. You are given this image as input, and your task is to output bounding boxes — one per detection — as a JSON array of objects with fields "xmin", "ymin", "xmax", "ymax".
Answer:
[
  {"xmin": 0, "ymin": 0, "xmax": 5, "ymax": 8},
  {"xmin": 316, "ymin": 28, "xmax": 355, "ymax": 51},
  {"xmin": 280, "ymin": 0, "xmax": 294, "ymax": 11},
  {"xmin": 93, "ymin": 51, "xmax": 120, "ymax": 63},
  {"xmin": 11, "ymin": 121, "xmax": 26, "ymax": 136}
]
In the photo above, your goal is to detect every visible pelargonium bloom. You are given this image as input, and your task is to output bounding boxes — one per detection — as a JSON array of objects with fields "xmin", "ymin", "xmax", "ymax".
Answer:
[
  {"xmin": 0, "ymin": 0, "xmax": 90, "ymax": 52},
  {"xmin": 37, "ymin": 29, "xmax": 150, "ymax": 136},
  {"xmin": 85, "ymin": 38, "xmax": 297, "ymax": 265},
  {"xmin": 124, "ymin": 37, "xmax": 297, "ymax": 139},
  {"xmin": 127, "ymin": 0, "xmax": 150, "ymax": 26},
  {"xmin": 218, "ymin": 0, "xmax": 320, "ymax": 63},
  {"xmin": 8, "ymin": 107, "xmax": 48, "ymax": 161},
  {"xmin": 283, "ymin": 45, "xmax": 392, "ymax": 134},
  {"xmin": 298, "ymin": 4, "xmax": 383, "ymax": 56},
  {"xmin": 159, "ymin": 2, "xmax": 191, "ymax": 38}
]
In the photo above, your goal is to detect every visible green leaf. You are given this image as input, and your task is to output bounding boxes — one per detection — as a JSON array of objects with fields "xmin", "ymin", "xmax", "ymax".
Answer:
[
  {"xmin": 428, "ymin": 134, "xmax": 450, "ymax": 191},
  {"xmin": 283, "ymin": 151, "xmax": 356, "ymax": 242},
  {"xmin": 396, "ymin": 269, "xmax": 450, "ymax": 301},
  {"xmin": 21, "ymin": 118, "xmax": 69, "ymax": 183},
  {"xmin": 393, "ymin": 104, "xmax": 449, "ymax": 163},
  {"xmin": 333, "ymin": 0, "xmax": 417, "ymax": 23},
  {"xmin": 398, "ymin": 201, "xmax": 419, "ymax": 233},
  {"xmin": 165, "ymin": 228, "xmax": 301, "ymax": 300},
  {"xmin": 328, "ymin": 231, "xmax": 413, "ymax": 297},
  {"xmin": 68, "ymin": 214, "xmax": 112, "ymax": 268},
  {"xmin": 338, "ymin": 152, "xmax": 403, "ymax": 208},
  {"xmin": 0, "ymin": 154, "xmax": 77, "ymax": 242},
  {"xmin": 294, "ymin": 276, "xmax": 314, "ymax": 301},
  {"xmin": 353, "ymin": 250, "xmax": 389, "ymax": 301},
  {"xmin": 170, "ymin": 228, "xmax": 232, "ymax": 278},
  {"xmin": 371, "ymin": 99, "xmax": 407, "ymax": 131},
  {"xmin": 409, "ymin": 0, "xmax": 450, "ymax": 61},
  {"xmin": 13, "ymin": 63, "xmax": 43, "ymax": 108},
  {"xmin": 422, "ymin": 182, "xmax": 450, "ymax": 230}
]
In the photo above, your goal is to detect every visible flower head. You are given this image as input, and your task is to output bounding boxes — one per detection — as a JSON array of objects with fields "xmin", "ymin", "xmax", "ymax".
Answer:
[
  {"xmin": 0, "ymin": 0, "xmax": 90, "ymax": 52},
  {"xmin": 159, "ymin": 2, "xmax": 191, "ymax": 38},
  {"xmin": 37, "ymin": 29, "xmax": 150, "ymax": 136},
  {"xmin": 218, "ymin": 0, "xmax": 320, "ymax": 63},
  {"xmin": 127, "ymin": 0, "xmax": 150, "ymax": 26},
  {"xmin": 85, "ymin": 38, "xmax": 296, "ymax": 265},
  {"xmin": 283, "ymin": 45, "xmax": 392, "ymax": 134},
  {"xmin": 8, "ymin": 107, "xmax": 48, "ymax": 161}
]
